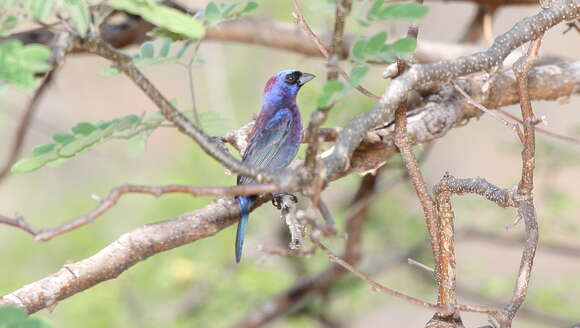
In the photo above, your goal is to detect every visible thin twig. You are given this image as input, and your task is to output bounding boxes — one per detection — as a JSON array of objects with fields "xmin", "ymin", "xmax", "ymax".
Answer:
[
  {"xmin": 314, "ymin": 239, "xmax": 501, "ymax": 320},
  {"xmin": 495, "ymin": 108, "xmax": 580, "ymax": 146},
  {"xmin": 75, "ymin": 37, "xmax": 269, "ymax": 182},
  {"xmin": 294, "ymin": 0, "xmax": 354, "ymax": 209},
  {"xmin": 407, "ymin": 258, "xmax": 435, "ymax": 273},
  {"xmin": 291, "ymin": 0, "xmax": 379, "ymax": 100},
  {"xmin": 186, "ymin": 40, "xmax": 202, "ymax": 127},
  {"xmin": 500, "ymin": 35, "xmax": 543, "ymax": 327},
  {"xmin": 327, "ymin": 0, "xmax": 352, "ymax": 81},
  {"xmin": 0, "ymin": 70, "xmax": 55, "ymax": 183},
  {"xmin": 393, "ymin": 105, "xmax": 440, "ymax": 266},
  {"xmin": 0, "ymin": 183, "xmax": 280, "ymax": 241},
  {"xmin": 316, "ymin": 198, "xmax": 336, "ymax": 228},
  {"xmin": 314, "ymin": 239, "xmax": 448, "ymax": 312},
  {"xmin": 453, "ymin": 81, "xmax": 524, "ymax": 142},
  {"xmin": 233, "ymin": 172, "xmax": 379, "ymax": 328}
]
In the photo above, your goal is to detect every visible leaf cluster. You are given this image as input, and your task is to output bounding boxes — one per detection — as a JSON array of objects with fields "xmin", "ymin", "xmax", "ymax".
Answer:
[
  {"xmin": 0, "ymin": 306, "xmax": 52, "ymax": 328},
  {"xmin": 316, "ymin": 0, "xmax": 428, "ymax": 107}
]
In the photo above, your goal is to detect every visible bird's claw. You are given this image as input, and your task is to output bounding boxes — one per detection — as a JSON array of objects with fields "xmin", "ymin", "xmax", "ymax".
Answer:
[{"xmin": 272, "ymin": 193, "xmax": 298, "ymax": 210}]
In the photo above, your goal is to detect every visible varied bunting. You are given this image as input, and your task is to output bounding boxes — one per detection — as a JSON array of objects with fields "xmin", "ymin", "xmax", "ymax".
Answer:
[{"xmin": 235, "ymin": 69, "xmax": 315, "ymax": 263}]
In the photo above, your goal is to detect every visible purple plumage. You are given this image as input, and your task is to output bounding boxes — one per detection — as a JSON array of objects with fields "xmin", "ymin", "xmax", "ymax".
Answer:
[{"xmin": 235, "ymin": 69, "xmax": 315, "ymax": 263}]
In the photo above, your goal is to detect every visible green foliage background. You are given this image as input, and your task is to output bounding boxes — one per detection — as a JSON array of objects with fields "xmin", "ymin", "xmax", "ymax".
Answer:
[{"xmin": 1, "ymin": 1, "xmax": 580, "ymax": 327}]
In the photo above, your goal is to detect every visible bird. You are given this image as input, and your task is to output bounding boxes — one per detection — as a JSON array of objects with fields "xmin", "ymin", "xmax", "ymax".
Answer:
[{"xmin": 235, "ymin": 69, "xmax": 315, "ymax": 263}]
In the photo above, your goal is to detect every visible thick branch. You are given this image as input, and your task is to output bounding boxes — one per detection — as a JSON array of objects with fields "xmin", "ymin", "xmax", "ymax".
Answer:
[
  {"xmin": 324, "ymin": 1, "xmax": 579, "ymax": 180},
  {"xmin": 342, "ymin": 61, "xmax": 580, "ymax": 175},
  {"xmin": 0, "ymin": 197, "xmax": 247, "ymax": 313},
  {"xmin": 6, "ymin": 16, "xmax": 544, "ymax": 66}
]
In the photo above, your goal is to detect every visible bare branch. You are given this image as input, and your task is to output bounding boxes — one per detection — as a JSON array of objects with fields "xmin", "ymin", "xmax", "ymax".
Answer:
[
  {"xmin": 393, "ymin": 104, "xmax": 440, "ymax": 268},
  {"xmin": 500, "ymin": 35, "xmax": 543, "ymax": 327},
  {"xmin": 0, "ymin": 196, "xmax": 252, "ymax": 314},
  {"xmin": 234, "ymin": 172, "xmax": 379, "ymax": 328},
  {"xmin": 0, "ymin": 184, "xmax": 279, "ymax": 241},
  {"xmin": 495, "ymin": 108, "xmax": 580, "ymax": 146},
  {"xmin": 314, "ymin": 239, "xmax": 501, "ymax": 320},
  {"xmin": 0, "ymin": 214, "xmax": 38, "ymax": 236},
  {"xmin": 0, "ymin": 71, "xmax": 55, "ymax": 183},
  {"xmin": 324, "ymin": 1, "xmax": 579, "ymax": 180}
]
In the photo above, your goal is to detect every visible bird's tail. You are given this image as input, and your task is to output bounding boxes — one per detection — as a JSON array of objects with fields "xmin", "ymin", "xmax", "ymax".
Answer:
[{"xmin": 235, "ymin": 196, "xmax": 253, "ymax": 263}]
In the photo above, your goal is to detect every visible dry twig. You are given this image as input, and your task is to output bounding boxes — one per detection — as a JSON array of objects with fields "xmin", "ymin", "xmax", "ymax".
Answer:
[
  {"xmin": 0, "ymin": 72, "xmax": 55, "ymax": 183},
  {"xmin": 0, "ymin": 183, "xmax": 279, "ymax": 241}
]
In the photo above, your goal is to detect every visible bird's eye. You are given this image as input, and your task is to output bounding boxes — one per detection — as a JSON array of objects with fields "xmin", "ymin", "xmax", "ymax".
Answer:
[{"xmin": 284, "ymin": 72, "xmax": 300, "ymax": 84}]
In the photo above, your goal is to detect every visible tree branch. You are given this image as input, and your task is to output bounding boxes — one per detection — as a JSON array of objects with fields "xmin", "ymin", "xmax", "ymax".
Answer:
[
  {"xmin": 324, "ymin": 0, "xmax": 579, "ymax": 180},
  {"xmin": 0, "ymin": 71, "xmax": 55, "ymax": 183},
  {"xmin": 233, "ymin": 172, "xmax": 379, "ymax": 328},
  {"xmin": 500, "ymin": 35, "xmax": 543, "ymax": 327},
  {"xmin": 0, "ymin": 196, "xmax": 250, "ymax": 313},
  {"xmin": 0, "ymin": 183, "xmax": 279, "ymax": 241},
  {"xmin": 74, "ymin": 37, "xmax": 271, "ymax": 182}
]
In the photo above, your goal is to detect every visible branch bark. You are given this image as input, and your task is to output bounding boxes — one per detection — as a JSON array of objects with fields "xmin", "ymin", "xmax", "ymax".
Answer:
[
  {"xmin": 323, "ymin": 1, "xmax": 579, "ymax": 180},
  {"xmin": 0, "ymin": 183, "xmax": 280, "ymax": 241}
]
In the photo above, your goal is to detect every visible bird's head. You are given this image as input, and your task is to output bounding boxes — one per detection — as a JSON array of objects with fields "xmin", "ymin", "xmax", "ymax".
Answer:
[{"xmin": 263, "ymin": 69, "xmax": 315, "ymax": 105}]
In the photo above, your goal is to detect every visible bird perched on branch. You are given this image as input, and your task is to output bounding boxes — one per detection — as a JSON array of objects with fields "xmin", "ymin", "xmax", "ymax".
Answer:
[{"xmin": 235, "ymin": 69, "xmax": 315, "ymax": 263}]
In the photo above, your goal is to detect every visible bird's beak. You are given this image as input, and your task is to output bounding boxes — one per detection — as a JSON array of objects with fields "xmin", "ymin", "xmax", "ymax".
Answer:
[{"xmin": 298, "ymin": 72, "xmax": 316, "ymax": 86}]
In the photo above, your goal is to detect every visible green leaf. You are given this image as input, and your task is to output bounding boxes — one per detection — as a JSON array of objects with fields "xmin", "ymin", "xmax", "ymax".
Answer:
[
  {"xmin": 0, "ymin": 16, "xmax": 18, "ymax": 35},
  {"xmin": 176, "ymin": 39, "xmax": 193, "ymax": 58},
  {"xmin": 110, "ymin": 0, "xmax": 205, "ymax": 40},
  {"xmin": 96, "ymin": 120, "xmax": 112, "ymax": 129},
  {"xmin": 12, "ymin": 109, "xmax": 218, "ymax": 173},
  {"xmin": 25, "ymin": 0, "xmax": 57, "ymax": 23},
  {"xmin": 11, "ymin": 152, "xmax": 58, "ymax": 173},
  {"xmin": 159, "ymin": 37, "xmax": 171, "ymax": 57},
  {"xmin": 392, "ymin": 37, "xmax": 417, "ymax": 53},
  {"xmin": 19, "ymin": 44, "xmax": 52, "ymax": 71},
  {"xmin": 0, "ymin": 0, "xmax": 17, "ymax": 10},
  {"xmin": 367, "ymin": 0, "xmax": 385, "ymax": 20},
  {"xmin": 0, "ymin": 306, "xmax": 27, "ymax": 324},
  {"xmin": 379, "ymin": 3, "xmax": 429, "ymax": 20},
  {"xmin": 60, "ymin": 129, "xmax": 104, "ymax": 157},
  {"xmin": 71, "ymin": 122, "xmax": 96, "ymax": 135},
  {"xmin": 323, "ymin": 80, "xmax": 344, "ymax": 93},
  {"xmin": 347, "ymin": 65, "xmax": 369, "ymax": 87},
  {"xmin": 237, "ymin": 1, "xmax": 258, "ymax": 17},
  {"xmin": 53, "ymin": 133, "xmax": 75, "ymax": 145},
  {"xmin": 365, "ymin": 32, "xmax": 387, "ymax": 53},
  {"xmin": 0, "ymin": 40, "xmax": 52, "ymax": 90},
  {"xmin": 140, "ymin": 41, "xmax": 155, "ymax": 58},
  {"xmin": 204, "ymin": 2, "xmax": 221, "ymax": 26},
  {"xmin": 62, "ymin": 0, "xmax": 91, "ymax": 38},
  {"xmin": 147, "ymin": 27, "xmax": 184, "ymax": 41},
  {"xmin": 32, "ymin": 143, "xmax": 56, "ymax": 156},
  {"xmin": 317, "ymin": 80, "xmax": 344, "ymax": 107},
  {"xmin": 221, "ymin": 2, "xmax": 240, "ymax": 18},
  {"xmin": 350, "ymin": 39, "xmax": 366, "ymax": 62}
]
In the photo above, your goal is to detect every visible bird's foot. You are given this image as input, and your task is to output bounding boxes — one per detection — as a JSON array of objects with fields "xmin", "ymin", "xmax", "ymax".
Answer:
[{"xmin": 272, "ymin": 193, "xmax": 298, "ymax": 210}]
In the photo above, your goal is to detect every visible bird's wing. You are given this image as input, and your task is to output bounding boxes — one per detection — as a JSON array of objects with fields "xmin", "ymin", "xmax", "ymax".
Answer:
[{"xmin": 237, "ymin": 108, "xmax": 293, "ymax": 186}]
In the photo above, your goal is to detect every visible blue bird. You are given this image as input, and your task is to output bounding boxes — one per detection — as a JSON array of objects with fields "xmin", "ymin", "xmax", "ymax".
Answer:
[{"xmin": 235, "ymin": 69, "xmax": 315, "ymax": 263}]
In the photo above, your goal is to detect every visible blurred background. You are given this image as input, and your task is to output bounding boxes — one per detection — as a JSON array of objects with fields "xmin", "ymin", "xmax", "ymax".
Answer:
[{"xmin": 0, "ymin": 0, "xmax": 579, "ymax": 327}]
